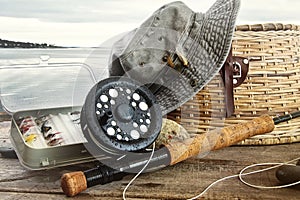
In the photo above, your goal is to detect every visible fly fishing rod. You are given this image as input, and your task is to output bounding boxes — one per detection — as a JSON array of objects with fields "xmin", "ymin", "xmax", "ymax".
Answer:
[{"xmin": 61, "ymin": 111, "xmax": 300, "ymax": 197}]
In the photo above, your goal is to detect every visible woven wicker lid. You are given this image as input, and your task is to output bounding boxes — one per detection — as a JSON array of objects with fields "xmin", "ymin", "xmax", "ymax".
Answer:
[{"xmin": 236, "ymin": 23, "xmax": 300, "ymax": 31}]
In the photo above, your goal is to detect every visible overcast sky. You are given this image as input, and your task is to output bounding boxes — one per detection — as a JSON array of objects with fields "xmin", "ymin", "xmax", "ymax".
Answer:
[{"xmin": 0, "ymin": 0, "xmax": 300, "ymax": 47}]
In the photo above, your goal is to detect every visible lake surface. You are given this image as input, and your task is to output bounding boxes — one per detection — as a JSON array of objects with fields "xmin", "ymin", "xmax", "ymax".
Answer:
[{"xmin": 0, "ymin": 48, "xmax": 112, "ymax": 113}]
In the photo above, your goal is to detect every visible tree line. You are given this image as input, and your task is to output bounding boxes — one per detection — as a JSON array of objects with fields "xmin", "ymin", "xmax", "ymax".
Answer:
[{"xmin": 0, "ymin": 39, "xmax": 61, "ymax": 48}]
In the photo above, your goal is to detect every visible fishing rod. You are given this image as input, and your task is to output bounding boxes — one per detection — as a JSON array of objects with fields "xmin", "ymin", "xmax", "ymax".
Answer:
[{"xmin": 61, "ymin": 111, "xmax": 300, "ymax": 197}]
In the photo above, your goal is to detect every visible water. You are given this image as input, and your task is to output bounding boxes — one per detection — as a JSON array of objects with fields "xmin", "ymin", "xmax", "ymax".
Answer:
[
  {"xmin": 0, "ymin": 48, "xmax": 92, "ymax": 60},
  {"xmin": 0, "ymin": 48, "xmax": 111, "ymax": 113},
  {"xmin": 0, "ymin": 48, "xmax": 111, "ymax": 66}
]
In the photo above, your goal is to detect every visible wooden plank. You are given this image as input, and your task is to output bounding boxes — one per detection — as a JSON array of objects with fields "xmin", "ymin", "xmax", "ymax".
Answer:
[
  {"xmin": 0, "ymin": 112, "xmax": 11, "ymax": 122},
  {"xmin": 0, "ymin": 191, "xmax": 119, "ymax": 200},
  {"xmin": 0, "ymin": 120, "xmax": 10, "ymax": 139},
  {"xmin": 0, "ymin": 120, "xmax": 300, "ymax": 199}
]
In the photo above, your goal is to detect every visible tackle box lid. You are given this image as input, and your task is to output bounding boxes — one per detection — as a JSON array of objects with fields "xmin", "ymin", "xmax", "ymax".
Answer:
[{"xmin": 0, "ymin": 56, "xmax": 105, "ymax": 114}]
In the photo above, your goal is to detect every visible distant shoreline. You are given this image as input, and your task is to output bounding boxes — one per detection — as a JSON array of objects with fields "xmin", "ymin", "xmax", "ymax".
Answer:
[{"xmin": 0, "ymin": 38, "xmax": 63, "ymax": 48}]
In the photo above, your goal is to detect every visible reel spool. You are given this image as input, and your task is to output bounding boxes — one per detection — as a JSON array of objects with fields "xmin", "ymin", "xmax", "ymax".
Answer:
[{"xmin": 81, "ymin": 77, "xmax": 162, "ymax": 153}]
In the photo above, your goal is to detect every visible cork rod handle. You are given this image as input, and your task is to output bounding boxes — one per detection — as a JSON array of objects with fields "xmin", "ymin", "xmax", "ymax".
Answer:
[
  {"xmin": 61, "ymin": 171, "xmax": 87, "ymax": 197},
  {"xmin": 61, "ymin": 165, "xmax": 126, "ymax": 197},
  {"xmin": 166, "ymin": 114, "xmax": 275, "ymax": 165}
]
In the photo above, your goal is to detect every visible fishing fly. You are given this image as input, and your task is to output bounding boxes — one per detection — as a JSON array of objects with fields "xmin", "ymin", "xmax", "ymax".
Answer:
[
  {"xmin": 47, "ymin": 137, "xmax": 63, "ymax": 146},
  {"xmin": 44, "ymin": 132, "xmax": 61, "ymax": 140},
  {"xmin": 25, "ymin": 134, "xmax": 37, "ymax": 143},
  {"xmin": 41, "ymin": 121, "xmax": 52, "ymax": 134}
]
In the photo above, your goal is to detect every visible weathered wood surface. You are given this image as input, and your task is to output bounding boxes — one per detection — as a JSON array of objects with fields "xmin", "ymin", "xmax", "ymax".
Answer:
[{"xmin": 0, "ymin": 119, "xmax": 299, "ymax": 200}]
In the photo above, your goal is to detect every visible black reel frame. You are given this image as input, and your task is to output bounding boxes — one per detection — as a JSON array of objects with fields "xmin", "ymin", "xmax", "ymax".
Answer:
[{"xmin": 80, "ymin": 76, "xmax": 162, "ymax": 155}]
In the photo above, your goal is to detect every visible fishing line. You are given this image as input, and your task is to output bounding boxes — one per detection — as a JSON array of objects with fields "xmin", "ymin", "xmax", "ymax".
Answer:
[
  {"xmin": 187, "ymin": 174, "xmax": 239, "ymax": 200},
  {"xmin": 122, "ymin": 143, "xmax": 156, "ymax": 200},
  {"xmin": 188, "ymin": 156, "xmax": 300, "ymax": 200},
  {"xmin": 239, "ymin": 158, "xmax": 300, "ymax": 189}
]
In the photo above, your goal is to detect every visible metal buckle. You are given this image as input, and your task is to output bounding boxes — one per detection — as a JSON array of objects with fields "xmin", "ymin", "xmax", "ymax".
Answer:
[
  {"xmin": 233, "ymin": 61, "xmax": 242, "ymax": 78},
  {"xmin": 232, "ymin": 58, "xmax": 249, "ymax": 87}
]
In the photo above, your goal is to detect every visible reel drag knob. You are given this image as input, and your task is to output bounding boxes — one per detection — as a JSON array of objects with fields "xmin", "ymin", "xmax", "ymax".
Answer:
[{"xmin": 81, "ymin": 77, "xmax": 162, "ymax": 152}]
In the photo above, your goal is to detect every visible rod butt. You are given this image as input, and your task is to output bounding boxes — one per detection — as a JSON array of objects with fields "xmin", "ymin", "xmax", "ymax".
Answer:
[{"xmin": 61, "ymin": 171, "xmax": 87, "ymax": 197}]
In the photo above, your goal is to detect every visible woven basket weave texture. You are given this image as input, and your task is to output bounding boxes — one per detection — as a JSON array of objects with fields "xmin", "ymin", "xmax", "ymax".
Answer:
[{"xmin": 168, "ymin": 23, "xmax": 300, "ymax": 145}]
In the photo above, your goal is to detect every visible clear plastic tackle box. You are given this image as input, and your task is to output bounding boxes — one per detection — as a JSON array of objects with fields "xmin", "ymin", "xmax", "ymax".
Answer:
[{"xmin": 0, "ymin": 57, "xmax": 107, "ymax": 170}]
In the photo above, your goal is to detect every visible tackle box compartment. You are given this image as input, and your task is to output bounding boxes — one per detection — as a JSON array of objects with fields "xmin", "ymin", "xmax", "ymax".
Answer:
[
  {"xmin": 9, "ymin": 106, "xmax": 96, "ymax": 170},
  {"xmin": 0, "ymin": 58, "xmax": 107, "ymax": 170}
]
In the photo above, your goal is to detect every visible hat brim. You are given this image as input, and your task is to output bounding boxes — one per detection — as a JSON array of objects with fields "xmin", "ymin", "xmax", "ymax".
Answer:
[{"xmin": 109, "ymin": 0, "xmax": 241, "ymax": 115}]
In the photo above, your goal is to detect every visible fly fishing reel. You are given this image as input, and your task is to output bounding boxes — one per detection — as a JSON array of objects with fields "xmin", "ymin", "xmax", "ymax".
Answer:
[{"xmin": 81, "ymin": 77, "xmax": 162, "ymax": 154}]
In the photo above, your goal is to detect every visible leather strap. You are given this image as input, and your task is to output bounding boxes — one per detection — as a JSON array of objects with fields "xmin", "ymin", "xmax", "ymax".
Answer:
[
  {"xmin": 221, "ymin": 48, "xmax": 235, "ymax": 117},
  {"xmin": 220, "ymin": 48, "xmax": 249, "ymax": 117},
  {"xmin": 163, "ymin": 48, "xmax": 249, "ymax": 117}
]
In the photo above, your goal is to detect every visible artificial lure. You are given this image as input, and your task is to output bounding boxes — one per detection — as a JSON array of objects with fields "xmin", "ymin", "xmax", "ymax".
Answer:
[
  {"xmin": 44, "ymin": 132, "xmax": 61, "ymax": 140},
  {"xmin": 47, "ymin": 137, "xmax": 63, "ymax": 146},
  {"xmin": 19, "ymin": 117, "xmax": 35, "ymax": 134},
  {"xmin": 176, "ymin": 51, "xmax": 189, "ymax": 67},
  {"xmin": 35, "ymin": 115, "xmax": 50, "ymax": 126},
  {"xmin": 25, "ymin": 134, "xmax": 37, "ymax": 143},
  {"xmin": 41, "ymin": 121, "xmax": 52, "ymax": 134},
  {"xmin": 20, "ymin": 125, "xmax": 34, "ymax": 134},
  {"xmin": 20, "ymin": 118, "xmax": 34, "ymax": 128},
  {"xmin": 20, "ymin": 122, "xmax": 34, "ymax": 129}
]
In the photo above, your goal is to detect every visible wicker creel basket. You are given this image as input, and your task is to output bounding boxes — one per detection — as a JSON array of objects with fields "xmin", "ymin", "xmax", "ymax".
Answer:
[{"xmin": 167, "ymin": 23, "xmax": 300, "ymax": 145}]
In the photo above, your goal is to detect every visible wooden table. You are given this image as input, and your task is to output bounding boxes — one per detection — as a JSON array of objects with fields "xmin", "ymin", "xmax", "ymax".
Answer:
[{"xmin": 0, "ymin": 118, "xmax": 299, "ymax": 200}]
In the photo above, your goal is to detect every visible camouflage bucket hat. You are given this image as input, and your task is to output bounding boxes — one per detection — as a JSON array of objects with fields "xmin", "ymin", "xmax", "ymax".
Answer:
[{"xmin": 109, "ymin": 0, "xmax": 241, "ymax": 115}]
